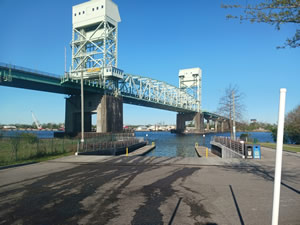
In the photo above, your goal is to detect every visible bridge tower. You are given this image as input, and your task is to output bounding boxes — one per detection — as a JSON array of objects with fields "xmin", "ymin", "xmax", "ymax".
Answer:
[
  {"xmin": 176, "ymin": 68, "xmax": 204, "ymax": 132},
  {"xmin": 70, "ymin": 0, "xmax": 123, "ymax": 83},
  {"xmin": 178, "ymin": 68, "xmax": 202, "ymax": 112},
  {"xmin": 65, "ymin": 0, "xmax": 124, "ymax": 134}
]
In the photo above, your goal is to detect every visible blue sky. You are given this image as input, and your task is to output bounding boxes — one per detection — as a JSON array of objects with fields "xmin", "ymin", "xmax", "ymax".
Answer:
[{"xmin": 0, "ymin": 0, "xmax": 299, "ymax": 125}]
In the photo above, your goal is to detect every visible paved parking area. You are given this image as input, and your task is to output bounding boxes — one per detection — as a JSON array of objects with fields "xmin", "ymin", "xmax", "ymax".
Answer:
[{"xmin": 0, "ymin": 148, "xmax": 299, "ymax": 225}]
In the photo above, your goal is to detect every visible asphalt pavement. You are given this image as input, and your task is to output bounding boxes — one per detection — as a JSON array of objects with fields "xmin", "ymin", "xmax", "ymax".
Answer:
[{"xmin": 0, "ymin": 147, "xmax": 299, "ymax": 225}]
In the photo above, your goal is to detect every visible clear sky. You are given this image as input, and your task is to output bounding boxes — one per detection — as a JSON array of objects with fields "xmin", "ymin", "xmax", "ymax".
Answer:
[{"xmin": 0, "ymin": 0, "xmax": 299, "ymax": 126}]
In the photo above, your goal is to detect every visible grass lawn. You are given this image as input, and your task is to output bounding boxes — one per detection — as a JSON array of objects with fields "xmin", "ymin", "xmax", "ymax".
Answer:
[
  {"xmin": 259, "ymin": 142, "xmax": 300, "ymax": 153},
  {"xmin": 0, "ymin": 151, "xmax": 75, "ymax": 167},
  {"xmin": 0, "ymin": 137, "xmax": 78, "ymax": 167}
]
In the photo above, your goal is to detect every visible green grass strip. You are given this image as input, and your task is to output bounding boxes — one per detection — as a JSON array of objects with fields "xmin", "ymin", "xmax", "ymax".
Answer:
[
  {"xmin": 259, "ymin": 142, "xmax": 300, "ymax": 153},
  {"xmin": 0, "ymin": 151, "xmax": 74, "ymax": 167}
]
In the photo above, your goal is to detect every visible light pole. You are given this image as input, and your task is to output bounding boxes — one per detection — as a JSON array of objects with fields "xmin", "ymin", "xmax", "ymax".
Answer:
[{"xmin": 80, "ymin": 71, "xmax": 84, "ymax": 145}]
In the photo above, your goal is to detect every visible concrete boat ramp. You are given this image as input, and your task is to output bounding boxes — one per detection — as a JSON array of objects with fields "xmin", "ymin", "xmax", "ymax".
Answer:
[
  {"xmin": 127, "ymin": 144, "xmax": 156, "ymax": 156},
  {"xmin": 195, "ymin": 146, "xmax": 218, "ymax": 158},
  {"xmin": 0, "ymin": 147, "xmax": 299, "ymax": 225}
]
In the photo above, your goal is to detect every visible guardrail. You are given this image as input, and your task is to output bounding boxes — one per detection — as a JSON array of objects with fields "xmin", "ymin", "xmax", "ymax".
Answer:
[
  {"xmin": 212, "ymin": 136, "xmax": 245, "ymax": 155},
  {"xmin": 0, "ymin": 62, "xmax": 62, "ymax": 78},
  {"xmin": 211, "ymin": 136, "xmax": 245, "ymax": 159},
  {"xmin": 78, "ymin": 137, "xmax": 145, "ymax": 154}
]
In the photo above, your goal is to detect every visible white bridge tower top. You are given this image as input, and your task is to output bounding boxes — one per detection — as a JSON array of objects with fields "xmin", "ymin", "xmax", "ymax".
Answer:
[
  {"xmin": 70, "ymin": 0, "xmax": 123, "ymax": 81},
  {"xmin": 179, "ymin": 68, "xmax": 202, "ymax": 112}
]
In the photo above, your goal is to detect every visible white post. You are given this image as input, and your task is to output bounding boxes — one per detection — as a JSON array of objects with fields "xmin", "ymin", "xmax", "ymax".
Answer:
[
  {"xmin": 232, "ymin": 91, "xmax": 236, "ymax": 140},
  {"xmin": 81, "ymin": 71, "xmax": 85, "ymax": 144},
  {"xmin": 271, "ymin": 88, "xmax": 287, "ymax": 225}
]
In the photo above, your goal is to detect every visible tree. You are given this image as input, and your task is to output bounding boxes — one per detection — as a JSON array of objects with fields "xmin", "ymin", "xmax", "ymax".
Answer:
[
  {"xmin": 271, "ymin": 105, "xmax": 300, "ymax": 144},
  {"xmin": 217, "ymin": 84, "xmax": 245, "ymax": 137},
  {"xmin": 222, "ymin": 0, "xmax": 300, "ymax": 48},
  {"xmin": 271, "ymin": 126, "xmax": 289, "ymax": 143},
  {"xmin": 285, "ymin": 105, "xmax": 300, "ymax": 144}
]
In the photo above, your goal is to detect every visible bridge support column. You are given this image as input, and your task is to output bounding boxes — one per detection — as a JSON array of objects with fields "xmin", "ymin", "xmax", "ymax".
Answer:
[
  {"xmin": 206, "ymin": 119, "xmax": 210, "ymax": 131},
  {"xmin": 97, "ymin": 95, "xmax": 123, "ymax": 133},
  {"xmin": 176, "ymin": 112, "xmax": 204, "ymax": 133},
  {"xmin": 221, "ymin": 121, "xmax": 224, "ymax": 132},
  {"xmin": 214, "ymin": 120, "xmax": 218, "ymax": 132},
  {"xmin": 176, "ymin": 113, "xmax": 186, "ymax": 133},
  {"xmin": 224, "ymin": 120, "xmax": 231, "ymax": 132},
  {"xmin": 65, "ymin": 96, "xmax": 92, "ymax": 134},
  {"xmin": 194, "ymin": 112, "xmax": 204, "ymax": 131}
]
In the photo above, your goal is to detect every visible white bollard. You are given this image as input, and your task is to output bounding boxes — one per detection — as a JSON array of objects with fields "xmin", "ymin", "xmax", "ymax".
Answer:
[{"xmin": 271, "ymin": 88, "xmax": 287, "ymax": 225}]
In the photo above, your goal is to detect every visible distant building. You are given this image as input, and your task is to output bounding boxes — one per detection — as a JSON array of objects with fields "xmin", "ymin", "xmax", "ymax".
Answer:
[
  {"xmin": 2, "ymin": 125, "xmax": 17, "ymax": 129},
  {"xmin": 136, "ymin": 126, "xmax": 148, "ymax": 131},
  {"xmin": 250, "ymin": 119, "xmax": 257, "ymax": 123}
]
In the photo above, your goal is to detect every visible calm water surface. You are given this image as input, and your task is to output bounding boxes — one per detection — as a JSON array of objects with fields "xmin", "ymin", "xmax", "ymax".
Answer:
[
  {"xmin": 1, "ymin": 130, "xmax": 273, "ymax": 157},
  {"xmin": 135, "ymin": 131, "xmax": 274, "ymax": 157}
]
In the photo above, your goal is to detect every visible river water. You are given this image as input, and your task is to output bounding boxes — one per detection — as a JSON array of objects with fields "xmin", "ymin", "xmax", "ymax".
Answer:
[
  {"xmin": 135, "ymin": 131, "xmax": 274, "ymax": 157},
  {"xmin": 1, "ymin": 130, "xmax": 273, "ymax": 157}
]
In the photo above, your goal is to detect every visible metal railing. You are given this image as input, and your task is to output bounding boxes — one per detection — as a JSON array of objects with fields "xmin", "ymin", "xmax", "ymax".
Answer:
[
  {"xmin": 0, "ymin": 62, "xmax": 62, "ymax": 78},
  {"xmin": 78, "ymin": 137, "xmax": 145, "ymax": 154},
  {"xmin": 212, "ymin": 136, "xmax": 245, "ymax": 155}
]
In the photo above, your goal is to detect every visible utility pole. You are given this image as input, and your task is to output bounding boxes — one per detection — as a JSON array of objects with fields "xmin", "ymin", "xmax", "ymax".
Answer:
[{"xmin": 232, "ymin": 91, "xmax": 236, "ymax": 140}]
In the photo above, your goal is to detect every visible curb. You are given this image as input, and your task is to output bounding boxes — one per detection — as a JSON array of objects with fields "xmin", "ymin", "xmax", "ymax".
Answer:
[{"xmin": 0, "ymin": 162, "xmax": 37, "ymax": 170}]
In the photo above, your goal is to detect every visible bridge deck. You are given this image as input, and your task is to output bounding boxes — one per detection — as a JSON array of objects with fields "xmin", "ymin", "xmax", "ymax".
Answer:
[{"xmin": 0, "ymin": 62, "xmax": 227, "ymax": 118}]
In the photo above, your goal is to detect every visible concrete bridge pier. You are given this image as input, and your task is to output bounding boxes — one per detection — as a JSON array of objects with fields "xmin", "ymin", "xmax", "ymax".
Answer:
[
  {"xmin": 96, "ymin": 95, "xmax": 123, "ymax": 133},
  {"xmin": 220, "ymin": 119, "xmax": 230, "ymax": 132},
  {"xmin": 65, "ymin": 94, "xmax": 123, "ymax": 134},
  {"xmin": 176, "ymin": 112, "xmax": 204, "ymax": 132},
  {"xmin": 194, "ymin": 112, "xmax": 205, "ymax": 131},
  {"xmin": 206, "ymin": 119, "xmax": 210, "ymax": 131},
  {"xmin": 214, "ymin": 120, "xmax": 218, "ymax": 132},
  {"xmin": 65, "ymin": 96, "xmax": 92, "ymax": 134},
  {"xmin": 219, "ymin": 120, "xmax": 226, "ymax": 133}
]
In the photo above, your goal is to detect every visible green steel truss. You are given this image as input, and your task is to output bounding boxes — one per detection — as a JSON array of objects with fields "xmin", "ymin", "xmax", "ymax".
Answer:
[{"xmin": 0, "ymin": 63, "xmax": 203, "ymax": 113}]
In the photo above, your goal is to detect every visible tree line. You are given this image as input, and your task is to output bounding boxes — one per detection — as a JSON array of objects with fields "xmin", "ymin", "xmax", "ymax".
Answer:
[{"xmin": 1, "ymin": 123, "xmax": 64, "ymax": 130}]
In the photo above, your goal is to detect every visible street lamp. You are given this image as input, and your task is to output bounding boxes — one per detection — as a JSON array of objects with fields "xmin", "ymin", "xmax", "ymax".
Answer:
[{"xmin": 80, "ymin": 71, "xmax": 84, "ymax": 144}]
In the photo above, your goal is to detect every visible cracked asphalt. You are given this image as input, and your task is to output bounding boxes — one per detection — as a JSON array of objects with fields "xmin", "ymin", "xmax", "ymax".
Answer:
[{"xmin": 0, "ymin": 147, "xmax": 299, "ymax": 225}]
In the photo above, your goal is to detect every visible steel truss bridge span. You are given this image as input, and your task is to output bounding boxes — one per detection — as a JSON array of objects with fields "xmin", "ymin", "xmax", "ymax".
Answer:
[
  {"xmin": 63, "ymin": 72, "xmax": 199, "ymax": 113},
  {"xmin": 0, "ymin": 63, "xmax": 199, "ymax": 113}
]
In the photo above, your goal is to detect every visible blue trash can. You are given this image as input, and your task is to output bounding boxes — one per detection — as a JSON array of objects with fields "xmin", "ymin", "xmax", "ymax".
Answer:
[{"xmin": 253, "ymin": 145, "xmax": 261, "ymax": 159}]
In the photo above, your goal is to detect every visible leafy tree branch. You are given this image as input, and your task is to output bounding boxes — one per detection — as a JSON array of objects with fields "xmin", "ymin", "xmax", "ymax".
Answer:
[{"xmin": 222, "ymin": 0, "xmax": 300, "ymax": 48}]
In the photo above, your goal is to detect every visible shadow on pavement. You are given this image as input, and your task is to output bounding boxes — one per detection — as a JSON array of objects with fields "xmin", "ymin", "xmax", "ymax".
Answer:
[
  {"xmin": 225, "ymin": 164, "xmax": 300, "ymax": 195},
  {"xmin": 229, "ymin": 185, "xmax": 245, "ymax": 225},
  {"xmin": 0, "ymin": 157, "xmax": 217, "ymax": 225},
  {"xmin": 168, "ymin": 197, "xmax": 182, "ymax": 225}
]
